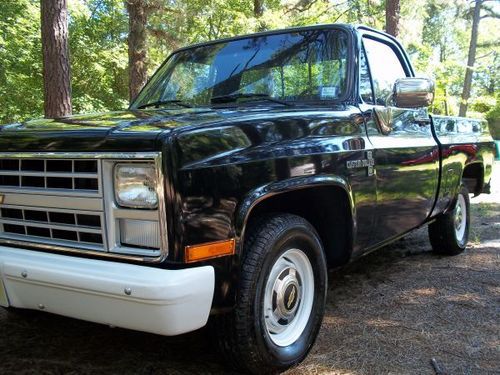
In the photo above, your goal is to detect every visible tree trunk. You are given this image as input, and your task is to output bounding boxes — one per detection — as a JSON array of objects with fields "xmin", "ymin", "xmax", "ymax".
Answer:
[
  {"xmin": 254, "ymin": 0, "xmax": 264, "ymax": 17},
  {"xmin": 459, "ymin": 0, "xmax": 482, "ymax": 117},
  {"xmin": 127, "ymin": 0, "xmax": 148, "ymax": 102},
  {"xmin": 385, "ymin": 0, "xmax": 400, "ymax": 37},
  {"xmin": 40, "ymin": 0, "xmax": 72, "ymax": 118},
  {"xmin": 444, "ymin": 86, "xmax": 449, "ymax": 116},
  {"xmin": 254, "ymin": 0, "xmax": 267, "ymax": 31}
]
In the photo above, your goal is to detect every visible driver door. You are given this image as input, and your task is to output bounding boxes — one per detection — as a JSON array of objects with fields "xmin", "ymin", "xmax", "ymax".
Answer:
[{"xmin": 359, "ymin": 35, "xmax": 439, "ymax": 245}]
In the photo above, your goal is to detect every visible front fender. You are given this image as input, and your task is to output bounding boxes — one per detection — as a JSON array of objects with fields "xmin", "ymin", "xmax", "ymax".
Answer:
[{"xmin": 235, "ymin": 174, "xmax": 356, "ymax": 252}]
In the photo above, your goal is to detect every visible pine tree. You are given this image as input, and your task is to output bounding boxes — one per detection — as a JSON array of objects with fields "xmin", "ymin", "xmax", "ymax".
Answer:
[
  {"xmin": 126, "ymin": 0, "xmax": 148, "ymax": 102},
  {"xmin": 40, "ymin": 0, "xmax": 72, "ymax": 118}
]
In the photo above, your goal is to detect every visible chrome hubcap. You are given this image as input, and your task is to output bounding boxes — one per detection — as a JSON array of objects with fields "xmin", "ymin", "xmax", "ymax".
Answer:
[
  {"xmin": 264, "ymin": 248, "xmax": 314, "ymax": 347},
  {"xmin": 270, "ymin": 268, "xmax": 301, "ymax": 325},
  {"xmin": 455, "ymin": 205, "xmax": 463, "ymax": 230},
  {"xmin": 454, "ymin": 194, "xmax": 466, "ymax": 241}
]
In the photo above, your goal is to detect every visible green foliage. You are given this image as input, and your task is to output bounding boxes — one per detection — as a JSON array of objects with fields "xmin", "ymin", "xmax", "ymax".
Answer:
[
  {"xmin": 0, "ymin": 0, "xmax": 129, "ymax": 123},
  {"xmin": 68, "ymin": 0, "xmax": 129, "ymax": 114},
  {"xmin": 0, "ymin": 0, "xmax": 498, "ymax": 123},
  {"xmin": 486, "ymin": 95, "xmax": 500, "ymax": 139},
  {"xmin": 470, "ymin": 96, "xmax": 496, "ymax": 113},
  {"xmin": 0, "ymin": 0, "xmax": 44, "ymax": 123}
]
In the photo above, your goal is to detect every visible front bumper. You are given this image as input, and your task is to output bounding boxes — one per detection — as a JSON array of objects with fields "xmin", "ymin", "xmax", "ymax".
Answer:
[{"xmin": 0, "ymin": 246, "xmax": 214, "ymax": 336}]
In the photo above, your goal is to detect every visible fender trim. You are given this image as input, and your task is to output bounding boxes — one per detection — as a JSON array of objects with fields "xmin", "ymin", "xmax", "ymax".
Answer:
[{"xmin": 235, "ymin": 175, "xmax": 356, "ymax": 253}]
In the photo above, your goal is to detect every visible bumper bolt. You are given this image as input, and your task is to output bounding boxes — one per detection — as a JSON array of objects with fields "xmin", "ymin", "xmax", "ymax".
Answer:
[
  {"xmin": 124, "ymin": 288, "xmax": 132, "ymax": 296},
  {"xmin": 21, "ymin": 271, "xmax": 28, "ymax": 278},
  {"xmin": 38, "ymin": 304, "xmax": 45, "ymax": 310}
]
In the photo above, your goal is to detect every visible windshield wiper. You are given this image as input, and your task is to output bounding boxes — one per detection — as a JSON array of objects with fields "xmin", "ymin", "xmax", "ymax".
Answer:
[
  {"xmin": 137, "ymin": 99, "xmax": 192, "ymax": 109},
  {"xmin": 211, "ymin": 93, "xmax": 293, "ymax": 106}
]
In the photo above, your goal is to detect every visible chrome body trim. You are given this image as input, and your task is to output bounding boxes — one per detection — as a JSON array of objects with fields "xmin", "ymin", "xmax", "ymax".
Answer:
[
  {"xmin": 0, "ymin": 238, "xmax": 160, "ymax": 262},
  {"xmin": 0, "ymin": 234, "xmax": 104, "ymax": 252},
  {"xmin": 0, "ymin": 152, "xmax": 160, "ymax": 159},
  {"xmin": 0, "ymin": 152, "xmax": 169, "ymax": 263},
  {"xmin": 155, "ymin": 154, "xmax": 169, "ymax": 259},
  {"xmin": 0, "ymin": 193, "xmax": 103, "ymax": 211},
  {"xmin": 0, "ymin": 187, "xmax": 102, "ymax": 198}
]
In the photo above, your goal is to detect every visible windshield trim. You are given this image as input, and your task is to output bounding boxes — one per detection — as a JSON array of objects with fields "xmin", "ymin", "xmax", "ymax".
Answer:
[{"xmin": 130, "ymin": 24, "xmax": 355, "ymax": 110}]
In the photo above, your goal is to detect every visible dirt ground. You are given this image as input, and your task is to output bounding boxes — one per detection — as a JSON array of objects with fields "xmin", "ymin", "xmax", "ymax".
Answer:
[{"xmin": 0, "ymin": 163, "xmax": 498, "ymax": 375}]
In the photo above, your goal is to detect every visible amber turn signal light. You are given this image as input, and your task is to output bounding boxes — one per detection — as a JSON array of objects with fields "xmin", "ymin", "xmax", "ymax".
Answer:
[{"xmin": 185, "ymin": 239, "xmax": 236, "ymax": 263}]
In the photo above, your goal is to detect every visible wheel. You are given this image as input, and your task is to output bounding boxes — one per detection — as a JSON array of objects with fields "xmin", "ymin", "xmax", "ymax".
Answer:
[
  {"xmin": 213, "ymin": 214, "xmax": 327, "ymax": 374},
  {"xmin": 429, "ymin": 184, "xmax": 470, "ymax": 255}
]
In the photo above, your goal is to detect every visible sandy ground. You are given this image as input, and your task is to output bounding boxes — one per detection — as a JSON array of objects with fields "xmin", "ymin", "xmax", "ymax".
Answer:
[{"xmin": 0, "ymin": 163, "xmax": 498, "ymax": 375}]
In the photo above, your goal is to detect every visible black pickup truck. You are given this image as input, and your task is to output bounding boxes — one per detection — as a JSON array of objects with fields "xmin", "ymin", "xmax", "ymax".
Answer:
[{"xmin": 0, "ymin": 24, "xmax": 495, "ymax": 373}]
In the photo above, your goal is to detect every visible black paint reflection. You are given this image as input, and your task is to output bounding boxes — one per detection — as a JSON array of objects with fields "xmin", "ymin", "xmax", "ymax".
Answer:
[
  {"xmin": 172, "ymin": 106, "xmax": 377, "ymax": 252},
  {"xmin": 360, "ymin": 105, "xmax": 439, "ymax": 245}
]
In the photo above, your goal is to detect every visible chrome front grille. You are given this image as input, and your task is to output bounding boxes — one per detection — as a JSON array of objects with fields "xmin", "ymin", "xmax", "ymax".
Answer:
[
  {"xmin": 0, "ymin": 153, "xmax": 167, "ymax": 262},
  {"xmin": 0, "ymin": 158, "xmax": 99, "ymax": 194},
  {"xmin": 0, "ymin": 206, "xmax": 104, "ymax": 250},
  {"xmin": 0, "ymin": 157, "xmax": 104, "ymax": 251}
]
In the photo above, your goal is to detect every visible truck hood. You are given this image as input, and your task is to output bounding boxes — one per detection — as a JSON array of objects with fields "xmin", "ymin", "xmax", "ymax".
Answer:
[
  {"xmin": 0, "ymin": 108, "xmax": 211, "ymax": 152},
  {"xmin": 0, "ymin": 105, "xmax": 349, "ymax": 152}
]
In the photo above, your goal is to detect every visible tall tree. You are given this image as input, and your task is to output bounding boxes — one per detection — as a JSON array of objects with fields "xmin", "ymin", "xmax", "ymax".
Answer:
[
  {"xmin": 254, "ymin": 0, "xmax": 268, "ymax": 31},
  {"xmin": 385, "ymin": 0, "xmax": 400, "ymax": 37},
  {"xmin": 40, "ymin": 0, "xmax": 72, "ymax": 118},
  {"xmin": 126, "ymin": 0, "xmax": 148, "ymax": 102},
  {"xmin": 459, "ymin": 0, "xmax": 483, "ymax": 117},
  {"xmin": 254, "ymin": 0, "xmax": 264, "ymax": 18}
]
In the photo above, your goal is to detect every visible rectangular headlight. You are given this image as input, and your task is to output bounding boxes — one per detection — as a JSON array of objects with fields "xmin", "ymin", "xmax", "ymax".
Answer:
[{"xmin": 114, "ymin": 163, "xmax": 158, "ymax": 209}]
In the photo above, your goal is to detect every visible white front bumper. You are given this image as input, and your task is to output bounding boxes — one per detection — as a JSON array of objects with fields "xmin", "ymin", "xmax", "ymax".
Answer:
[{"xmin": 0, "ymin": 246, "xmax": 214, "ymax": 336}]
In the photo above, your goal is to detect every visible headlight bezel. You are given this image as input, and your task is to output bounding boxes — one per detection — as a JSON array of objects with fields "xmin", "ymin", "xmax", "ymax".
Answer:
[{"xmin": 113, "ymin": 162, "xmax": 159, "ymax": 209}]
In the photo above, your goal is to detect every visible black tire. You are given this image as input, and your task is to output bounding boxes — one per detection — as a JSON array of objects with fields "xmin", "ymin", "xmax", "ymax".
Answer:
[
  {"xmin": 213, "ymin": 214, "xmax": 327, "ymax": 374},
  {"xmin": 429, "ymin": 184, "xmax": 470, "ymax": 255}
]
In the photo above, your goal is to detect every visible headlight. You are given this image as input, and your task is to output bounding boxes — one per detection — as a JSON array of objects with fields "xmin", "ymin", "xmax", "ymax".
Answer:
[{"xmin": 114, "ymin": 163, "xmax": 158, "ymax": 209}]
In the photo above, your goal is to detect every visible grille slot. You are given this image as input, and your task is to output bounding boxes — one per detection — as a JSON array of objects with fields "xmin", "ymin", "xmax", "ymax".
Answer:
[
  {"xmin": 76, "ymin": 214, "xmax": 101, "ymax": 227},
  {"xmin": 79, "ymin": 232, "xmax": 103, "ymax": 244},
  {"xmin": 25, "ymin": 210, "xmax": 48, "ymax": 222},
  {"xmin": 1, "ymin": 208, "xmax": 23, "ymax": 220},
  {"xmin": 3, "ymin": 224, "xmax": 25, "ymax": 234},
  {"xmin": 0, "ymin": 159, "xmax": 19, "ymax": 170},
  {"xmin": 0, "ymin": 175, "xmax": 20, "ymax": 187},
  {"xmin": 0, "ymin": 206, "xmax": 105, "ymax": 250},
  {"xmin": 47, "ymin": 160, "xmax": 72, "ymax": 172},
  {"xmin": 22, "ymin": 159, "xmax": 44, "ymax": 171},
  {"xmin": 49, "ymin": 212, "xmax": 76, "ymax": 225},
  {"xmin": 0, "ymin": 158, "xmax": 100, "ymax": 194}
]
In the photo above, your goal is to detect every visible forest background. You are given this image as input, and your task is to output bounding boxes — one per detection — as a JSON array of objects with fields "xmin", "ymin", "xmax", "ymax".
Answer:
[{"xmin": 0, "ymin": 0, "xmax": 499, "ymax": 138}]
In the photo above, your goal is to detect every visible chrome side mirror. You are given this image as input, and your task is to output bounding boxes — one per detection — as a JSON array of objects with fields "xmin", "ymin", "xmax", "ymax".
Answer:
[{"xmin": 393, "ymin": 77, "xmax": 435, "ymax": 108}]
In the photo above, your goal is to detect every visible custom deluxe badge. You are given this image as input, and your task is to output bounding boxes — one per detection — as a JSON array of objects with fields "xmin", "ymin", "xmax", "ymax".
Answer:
[{"xmin": 346, "ymin": 151, "xmax": 375, "ymax": 176}]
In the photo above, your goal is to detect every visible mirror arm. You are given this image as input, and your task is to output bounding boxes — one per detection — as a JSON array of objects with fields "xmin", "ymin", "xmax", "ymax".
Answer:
[{"xmin": 413, "ymin": 107, "xmax": 431, "ymax": 125}]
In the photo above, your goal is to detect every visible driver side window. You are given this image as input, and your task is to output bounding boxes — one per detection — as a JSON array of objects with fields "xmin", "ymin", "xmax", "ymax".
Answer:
[{"xmin": 363, "ymin": 37, "xmax": 407, "ymax": 106}]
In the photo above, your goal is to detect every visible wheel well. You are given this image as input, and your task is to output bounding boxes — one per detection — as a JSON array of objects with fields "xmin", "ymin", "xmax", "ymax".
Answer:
[
  {"xmin": 462, "ymin": 163, "xmax": 483, "ymax": 196},
  {"xmin": 245, "ymin": 186, "xmax": 353, "ymax": 267}
]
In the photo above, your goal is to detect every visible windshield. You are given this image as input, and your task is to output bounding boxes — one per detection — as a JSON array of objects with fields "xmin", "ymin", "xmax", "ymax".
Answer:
[{"xmin": 131, "ymin": 29, "xmax": 349, "ymax": 109}]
